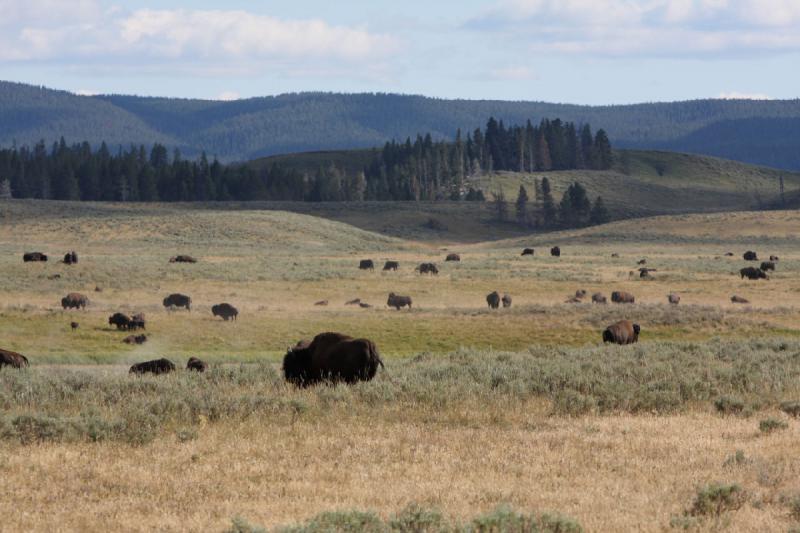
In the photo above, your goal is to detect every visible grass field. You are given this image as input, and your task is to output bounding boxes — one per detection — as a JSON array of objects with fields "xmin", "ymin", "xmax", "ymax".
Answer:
[{"xmin": 2, "ymin": 199, "xmax": 800, "ymax": 532}]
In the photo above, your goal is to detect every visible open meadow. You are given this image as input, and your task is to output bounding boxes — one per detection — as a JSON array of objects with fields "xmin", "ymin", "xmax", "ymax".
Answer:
[{"xmin": 2, "ymin": 199, "xmax": 800, "ymax": 532}]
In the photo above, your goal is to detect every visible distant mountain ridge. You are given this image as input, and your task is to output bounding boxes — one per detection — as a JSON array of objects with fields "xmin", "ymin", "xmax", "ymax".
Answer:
[{"xmin": 1, "ymin": 80, "xmax": 800, "ymax": 169}]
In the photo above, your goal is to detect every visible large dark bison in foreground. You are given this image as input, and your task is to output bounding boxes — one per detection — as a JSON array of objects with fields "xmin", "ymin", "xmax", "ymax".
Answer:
[
  {"xmin": 283, "ymin": 332, "xmax": 384, "ymax": 387},
  {"xmin": 387, "ymin": 293, "xmax": 412, "ymax": 310},
  {"xmin": 212, "ymin": 303, "xmax": 239, "ymax": 321},
  {"xmin": 359, "ymin": 259, "xmax": 375, "ymax": 270},
  {"xmin": 23, "ymin": 252, "xmax": 47, "ymax": 262},
  {"xmin": 740, "ymin": 267, "xmax": 767, "ymax": 280},
  {"xmin": 743, "ymin": 251, "xmax": 758, "ymax": 261},
  {"xmin": 486, "ymin": 291, "xmax": 500, "ymax": 309},
  {"xmin": 602, "ymin": 320, "xmax": 640, "ymax": 345},
  {"xmin": 61, "ymin": 292, "xmax": 89, "ymax": 310},
  {"xmin": 163, "ymin": 293, "xmax": 191, "ymax": 310},
  {"xmin": 0, "ymin": 348, "xmax": 29, "ymax": 369},
  {"xmin": 129, "ymin": 358, "xmax": 176, "ymax": 375},
  {"xmin": 611, "ymin": 291, "xmax": 635, "ymax": 304}
]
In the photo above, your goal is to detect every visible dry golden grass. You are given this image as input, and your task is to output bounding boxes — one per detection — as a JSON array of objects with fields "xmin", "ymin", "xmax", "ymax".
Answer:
[{"xmin": 1, "ymin": 410, "xmax": 799, "ymax": 532}]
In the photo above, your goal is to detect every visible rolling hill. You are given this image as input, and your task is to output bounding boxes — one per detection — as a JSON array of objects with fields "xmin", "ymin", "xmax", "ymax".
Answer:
[{"xmin": 2, "ymin": 80, "xmax": 800, "ymax": 169}]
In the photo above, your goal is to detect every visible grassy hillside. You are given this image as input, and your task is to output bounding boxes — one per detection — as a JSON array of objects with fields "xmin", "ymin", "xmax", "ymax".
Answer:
[{"xmin": 3, "ymin": 80, "xmax": 800, "ymax": 168}]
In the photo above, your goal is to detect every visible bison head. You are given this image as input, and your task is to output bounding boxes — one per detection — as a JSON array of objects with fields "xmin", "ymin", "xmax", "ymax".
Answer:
[
  {"xmin": 282, "ymin": 343, "xmax": 312, "ymax": 386},
  {"xmin": 632, "ymin": 324, "xmax": 641, "ymax": 340}
]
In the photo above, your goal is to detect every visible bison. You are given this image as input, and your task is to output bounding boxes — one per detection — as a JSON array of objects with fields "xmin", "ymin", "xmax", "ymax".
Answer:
[
  {"xmin": 359, "ymin": 259, "xmax": 375, "ymax": 270},
  {"xmin": 743, "ymin": 251, "xmax": 758, "ymax": 261},
  {"xmin": 282, "ymin": 332, "xmax": 384, "ymax": 386},
  {"xmin": 123, "ymin": 334, "xmax": 147, "ymax": 345},
  {"xmin": 163, "ymin": 293, "xmax": 191, "ymax": 310},
  {"xmin": 108, "ymin": 312, "xmax": 132, "ymax": 330},
  {"xmin": 740, "ymin": 267, "xmax": 767, "ymax": 280},
  {"xmin": 550, "ymin": 246, "xmax": 561, "ymax": 257},
  {"xmin": 575, "ymin": 289, "xmax": 587, "ymax": 299},
  {"xmin": 0, "ymin": 348, "xmax": 29, "ymax": 369},
  {"xmin": 639, "ymin": 268, "xmax": 656, "ymax": 278},
  {"xmin": 359, "ymin": 302, "xmax": 372, "ymax": 308},
  {"xmin": 23, "ymin": 252, "xmax": 47, "ymax": 262},
  {"xmin": 129, "ymin": 313, "xmax": 146, "ymax": 330},
  {"xmin": 521, "ymin": 248, "xmax": 534, "ymax": 256},
  {"xmin": 486, "ymin": 291, "xmax": 500, "ymax": 309},
  {"xmin": 611, "ymin": 253, "xmax": 620, "ymax": 258},
  {"xmin": 382, "ymin": 261, "xmax": 399, "ymax": 271},
  {"xmin": 769, "ymin": 255, "xmax": 779, "ymax": 261},
  {"xmin": 724, "ymin": 252, "xmax": 734, "ymax": 257},
  {"xmin": 314, "ymin": 300, "xmax": 329, "ymax": 306},
  {"xmin": 667, "ymin": 293, "xmax": 681, "ymax": 305},
  {"xmin": 129, "ymin": 358, "xmax": 176, "ymax": 375},
  {"xmin": 592, "ymin": 293, "xmax": 607, "ymax": 304},
  {"xmin": 212, "ymin": 303, "xmax": 238, "ymax": 321},
  {"xmin": 602, "ymin": 320, "xmax": 640, "ymax": 345},
  {"xmin": 387, "ymin": 292, "xmax": 412, "ymax": 310},
  {"xmin": 760, "ymin": 261, "xmax": 775, "ymax": 272},
  {"xmin": 731, "ymin": 295, "xmax": 750, "ymax": 304},
  {"xmin": 70, "ymin": 321, "xmax": 79, "ymax": 331},
  {"xmin": 345, "ymin": 298, "xmax": 361, "ymax": 305},
  {"xmin": 417, "ymin": 263, "xmax": 439, "ymax": 275},
  {"xmin": 169, "ymin": 255, "xmax": 197, "ymax": 263},
  {"xmin": 445, "ymin": 253, "xmax": 461, "ymax": 262},
  {"xmin": 501, "ymin": 294, "xmax": 512, "ymax": 308},
  {"xmin": 61, "ymin": 292, "xmax": 89, "ymax": 310},
  {"xmin": 63, "ymin": 251, "xmax": 78, "ymax": 265},
  {"xmin": 611, "ymin": 291, "xmax": 635, "ymax": 304},
  {"xmin": 187, "ymin": 357, "xmax": 207, "ymax": 372}
]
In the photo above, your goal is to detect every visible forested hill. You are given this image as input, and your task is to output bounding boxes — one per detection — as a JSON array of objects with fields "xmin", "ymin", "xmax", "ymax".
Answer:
[{"xmin": 2, "ymin": 80, "xmax": 800, "ymax": 169}]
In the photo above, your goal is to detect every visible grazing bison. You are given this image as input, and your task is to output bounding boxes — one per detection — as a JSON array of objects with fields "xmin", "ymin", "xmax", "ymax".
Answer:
[
  {"xmin": 359, "ymin": 259, "xmax": 375, "ymax": 270},
  {"xmin": 387, "ymin": 292, "xmax": 412, "ymax": 310},
  {"xmin": 383, "ymin": 261, "xmax": 399, "ymax": 271},
  {"xmin": 129, "ymin": 313, "xmax": 146, "ymax": 330},
  {"xmin": 123, "ymin": 334, "xmax": 147, "ymax": 345},
  {"xmin": 743, "ymin": 251, "xmax": 758, "ymax": 261},
  {"xmin": 108, "ymin": 312, "xmax": 132, "ymax": 330},
  {"xmin": 592, "ymin": 293, "xmax": 607, "ymax": 304},
  {"xmin": 282, "ymin": 332, "xmax": 384, "ymax": 386},
  {"xmin": 417, "ymin": 263, "xmax": 439, "ymax": 275},
  {"xmin": 760, "ymin": 261, "xmax": 775, "ymax": 272},
  {"xmin": 521, "ymin": 248, "xmax": 534, "ymax": 256},
  {"xmin": 575, "ymin": 289, "xmax": 587, "ymax": 299},
  {"xmin": 187, "ymin": 357, "xmax": 207, "ymax": 372},
  {"xmin": 169, "ymin": 255, "xmax": 197, "ymax": 263},
  {"xmin": 636, "ymin": 259, "xmax": 647, "ymax": 265},
  {"xmin": 639, "ymin": 268, "xmax": 656, "ymax": 278},
  {"xmin": 550, "ymin": 246, "xmax": 561, "ymax": 257},
  {"xmin": 724, "ymin": 252, "xmax": 734, "ymax": 257},
  {"xmin": 129, "ymin": 358, "xmax": 176, "ymax": 375},
  {"xmin": 486, "ymin": 291, "xmax": 501, "ymax": 309},
  {"xmin": 23, "ymin": 252, "xmax": 47, "ymax": 262},
  {"xmin": 445, "ymin": 253, "xmax": 461, "ymax": 262},
  {"xmin": 359, "ymin": 302, "xmax": 372, "ymax": 308},
  {"xmin": 163, "ymin": 293, "xmax": 191, "ymax": 310},
  {"xmin": 770, "ymin": 255, "xmax": 779, "ymax": 261},
  {"xmin": 345, "ymin": 298, "xmax": 361, "ymax": 305},
  {"xmin": 602, "ymin": 320, "xmax": 640, "ymax": 345},
  {"xmin": 61, "ymin": 292, "xmax": 89, "ymax": 310},
  {"xmin": 314, "ymin": 300, "xmax": 329, "ymax": 306},
  {"xmin": 611, "ymin": 291, "xmax": 635, "ymax": 304},
  {"xmin": 740, "ymin": 267, "xmax": 767, "ymax": 280},
  {"xmin": 63, "ymin": 251, "xmax": 78, "ymax": 265},
  {"xmin": 611, "ymin": 253, "xmax": 620, "ymax": 258},
  {"xmin": 70, "ymin": 321, "xmax": 79, "ymax": 331},
  {"xmin": 731, "ymin": 295, "xmax": 750, "ymax": 304},
  {"xmin": 502, "ymin": 294, "xmax": 512, "ymax": 308},
  {"xmin": 668, "ymin": 293, "xmax": 680, "ymax": 305},
  {"xmin": 0, "ymin": 348, "xmax": 29, "ymax": 369},
  {"xmin": 212, "ymin": 303, "xmax": 239, "ymax": 321}
]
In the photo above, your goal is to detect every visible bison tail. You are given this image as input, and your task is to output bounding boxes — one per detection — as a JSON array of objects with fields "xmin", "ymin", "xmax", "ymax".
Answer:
[{"xmin": 368, "ymin": 341, "xmax": 384, "ymax": 370}]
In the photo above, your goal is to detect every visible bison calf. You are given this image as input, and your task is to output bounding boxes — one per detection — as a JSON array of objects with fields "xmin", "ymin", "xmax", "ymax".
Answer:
[
  {"xmin": 667, "ymin": 293, "xmax": 680, "ymax": 305},
  {"xmin": 592, "ymin": 293, "xmax": 607, "ymax": 304},
  {"xmin": 187, "ymin": 357, "xmax": 207, "ymax": 372},
  {"xmin": 501, "ymin": 294, "xmax": 512, "ymax": 308},
  {"xmin": 602, "ymin": 320, "xmax": 640, "ymax": 345}
]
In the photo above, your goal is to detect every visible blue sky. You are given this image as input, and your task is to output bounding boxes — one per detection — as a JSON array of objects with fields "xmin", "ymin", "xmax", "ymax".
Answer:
[{"xmin": 1, "ymin": 0, "xmax": 798, "ymax": 104}]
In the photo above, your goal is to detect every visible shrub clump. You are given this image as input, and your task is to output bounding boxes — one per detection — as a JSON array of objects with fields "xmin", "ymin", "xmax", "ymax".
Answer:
[
  {"xmin": 714, "ymin": 396, "xmax": 745, "ymax": 416},
  {"xmin": 688, "ymin": 483, "xmax": 746, "ymax": 517},
  {"xmin": 780, "ymin": 401, "xmax": 800, "ymax": 418},
  {"xmin": 758, "ymin": 418, "xmax": 788, "ymax": 434}
]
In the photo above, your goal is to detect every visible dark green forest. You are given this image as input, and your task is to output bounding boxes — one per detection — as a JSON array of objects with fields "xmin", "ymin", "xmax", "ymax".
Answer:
[
  {"xmin": 2, "ymin": 81, "xmax": 800, "ymax": 169},
  {"xmin": 0, "ymin": 118, "xmax": 611, "ymax": 228}
]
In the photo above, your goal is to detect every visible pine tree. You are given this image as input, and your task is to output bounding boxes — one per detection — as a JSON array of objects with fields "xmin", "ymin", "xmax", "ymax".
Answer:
[
  {"xmin": 589, "ymin": 195, "xmax": 610, "ymax": 225},
  {"xmin": 593, "ymin": 129, "xmax": 613, "ymax": 170},
  {"xmin": 515, "ymin": 184, "xmax": 529, "ymax": 226},
  {"xmin": 541, "ymin": 177, "xmax": 556, "ymax": 228},
  {"xmin": 492, "ymin": 189, "xmax": 508, "ymax": 222}
]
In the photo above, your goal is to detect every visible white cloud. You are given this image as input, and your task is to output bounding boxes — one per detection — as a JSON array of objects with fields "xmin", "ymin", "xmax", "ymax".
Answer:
[
  {"xmin": 717, "ymin": 91, "xmax": 773, "ymax": 100},
  {"xmin": 73, "ymin": 89, "xmax": 99, "ymax": 96},
  {"xmin": 469, "ymin": 0, "xmax": 800, "ymax": 58},
  {"xmin": 215, "ymin": 91, "xmax": 241, "ymax": 101}
]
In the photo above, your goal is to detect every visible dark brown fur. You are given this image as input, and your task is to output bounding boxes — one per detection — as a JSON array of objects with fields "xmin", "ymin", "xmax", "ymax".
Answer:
[
  {"xmin": 445, "ymin": 253, "xmax": 461, "ymax": 262},
  {"xmin": 187, "ymin": 357, "xmax": 207, "ymax": 372},
  {"xmin": 163, "ymin": 293, "xmax": 191, "ymax": 310},
  {"xmin": 282, "ymin": 332, "xmax": 384, "ymax": 386},
  {"xmin": 212, "ymin": 303, "xmax": 238, "ymax": 321},
  {"xmin": 359, "ymin": 259, "xmax": 375, "ymax": 270},
  {"xmin": 521, "ymin": 248, "xmax": 534, "ymax": 256},
  {"xmin": 0, "ymin": 348, "xmax": 29, "ymax": 369},
  {"xmin": 129, "ymin": 358, "xmax": 176, "ymax": 375},
  {"xmin": 611, "ymin": 291, "xmax": 635, "ymax": 304},
  {"xmin": 602, "ymin": 320, "xmax": 640, "ymax": 345},
  {"xmin": 382, "ymin": 261, "xmax": 399, "ymax": 271},
  {"xmin": 61, "ymin": 292, "xmax": 89, "ymax": 310},
  {"xmin": 486, "ymin": 291, "xmax": 500, "ymax": 309},
  {"xmin": 387, "ymin": 292, "xmax": 412, "ymax": 310}
]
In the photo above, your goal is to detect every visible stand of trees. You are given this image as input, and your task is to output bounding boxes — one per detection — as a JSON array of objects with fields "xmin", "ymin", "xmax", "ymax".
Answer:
[
  {"xmin": 0, "ymin": 118, "xmax": 612, "ymax": 203},
  {"xmin": 498, "ymin": 179, "xmax": 610, "ymax": 229}
]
